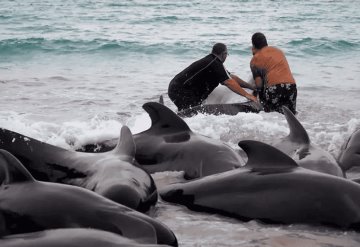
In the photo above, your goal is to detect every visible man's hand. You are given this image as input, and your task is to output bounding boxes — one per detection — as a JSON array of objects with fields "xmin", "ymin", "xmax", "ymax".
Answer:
[
  {"xmin": 246, "ymin": 94, "xmax": 258, "ymax": 103},
  {"xmin": 224, "ymin": 78, "xmax": 255, "ymax": 100},
  {"xmin": 252, "ymin": 90, "xmax": 258, "ymax": 97}
]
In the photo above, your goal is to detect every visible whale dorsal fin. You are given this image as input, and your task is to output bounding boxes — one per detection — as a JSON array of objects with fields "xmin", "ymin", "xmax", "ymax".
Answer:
[
  {"xmin": 111, "ymin": 126, "xmax": 136, "ymax": 163},
  {"xmin": 142, "ymin": 102, "xmax": 191, "ymax": 134},
  {"xmin": 283, "ymin": 106, "xmax": 310, "ymax": 145},
  {"xmin": 238, "ymin": 140, "xmax": 298, "ymax": 170},
  {"xmin": 0, "ymin": 149, "xmax": 35, "ymax": 184}
]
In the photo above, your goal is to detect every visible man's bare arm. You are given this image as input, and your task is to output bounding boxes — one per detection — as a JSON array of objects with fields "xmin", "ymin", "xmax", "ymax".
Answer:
[
  {"xmin": 230, "ymin": 74, "xmax": 256, "ymax": 90},
  {"xmin": 224, "ymin": 78, "xmax": 258, "ymax": 102}
]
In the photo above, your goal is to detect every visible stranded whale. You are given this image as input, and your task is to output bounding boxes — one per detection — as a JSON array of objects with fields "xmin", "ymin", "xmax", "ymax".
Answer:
[
  {"xmin": 338, "ymin": 128, "xmax": 360, "ymax": 172},
  {"xmin": 79, "ymin": 102, "xmax": 243, "ymax": 179},
  {"xmin": 0, "ymin": 126, "xmax": 157, "ymax": 212},
  {"xmin": 160, "ymin": 140, "xmax": 360, "ymax": 230},
  {"xmin": 0, "ymin": 228, "xmax": 170, "ymax": 247},
  {"xmin": 132, "ymin": 102, "xmax": 243, "ymax": 179},
  {"xmin": 0, "ymin": 149, "xmax": 177, "ymax": 246},
  {"xmin": 177, "ymin": 101, "xmax": 261, "ymax": 117},
  {"xmin": 177, "ymin": 80, "xmax": 261, "ymax": 117},
  {"xmin": 272, "ymin": 107, "xmax": 344, "ymax": 177}
]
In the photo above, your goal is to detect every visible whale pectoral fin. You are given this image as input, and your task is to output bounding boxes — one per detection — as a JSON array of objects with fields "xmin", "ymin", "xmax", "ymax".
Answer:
[
  {"xmin": 238, "ymin": 140, "xmax": 298, "ymax": 170},
  {"xmin": 142, "ymin": 102, "xmax": 191, "ymax": 134},
  {"xmin": 339, "ymin": 146, "xmax": 360, "ymax": 171},
  {"xmin": 98, "ymin": 210, "xmax": 157, "ymax": 244},
  {"xmin": 0, "ymin": 149, "xmax": 35, "ymax": 184},
  {"xmin": 112, "ymin": 126, "xmax": 136, "ymax": 163},
  {"xmin": 282, "ymin": 106, "xmax": 310, "ymax": 145}
]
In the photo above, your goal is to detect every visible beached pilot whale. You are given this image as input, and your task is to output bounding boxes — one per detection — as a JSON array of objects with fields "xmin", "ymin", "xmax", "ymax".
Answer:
[
  {"xmin": 134, "ymin": 102, "xmax": 243, "ymax": 178},
  {"xmin": 338, "ymin": 128, "xmax": 360, "ymax": 172},
  {"xmin": 80, "ymin": 102, "xmax": 243, "ymax": 179},
  {"xmin": 160, "ymin": 140, "xmax": 360, "ymax": 230},
  {"xmin": 159, "ymin": 85, "xmax": 261, "ymax": 118},
  {"xmin": 272, "ymin": 106, "xmax": 344, "ymax": 177},
  {"xmin": 176, "ymin": 80, "xmax": 262, "ymax": 117},
  {"xmin": 0, "ymin": 149, "xmax": 178, "ymax": 246},
  {"xmin": 0, "ymin": 228, "xmax": 170, "ymax": 247},
  {"xmin": 0, "ymin": 126, "xmax": 157, "ymax": 212},
  {"xmin": 177, "ymin": 101, "xmax": 261, "ymax": 117}
]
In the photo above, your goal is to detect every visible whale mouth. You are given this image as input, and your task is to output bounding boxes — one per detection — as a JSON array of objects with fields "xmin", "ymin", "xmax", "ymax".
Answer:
[
  {"xmin": 160, "ymin": 188, "xmax": 195, "ymax": 206},
  {"xmin": 137, "ymin": 188, "xmax": 158, "ymax": 213},
  {"xmin": 160, "ymin": 188, "xmax": 182, "ymax": 202}
]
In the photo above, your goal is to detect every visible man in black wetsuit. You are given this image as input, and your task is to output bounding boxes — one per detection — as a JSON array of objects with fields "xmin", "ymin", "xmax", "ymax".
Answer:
[{"xmin": 168, "ymin": 43, "xmax": 257, "ymax": 111}]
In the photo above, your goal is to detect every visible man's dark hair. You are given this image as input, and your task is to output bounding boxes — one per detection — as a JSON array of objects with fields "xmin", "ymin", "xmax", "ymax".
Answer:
[
  {"xmin": 252, "ymin": 32, "xmax": 268, "ymax": 49},
  {"xmin": 212, "ymin": 43, "xmax": 227, "ymax": 55}
]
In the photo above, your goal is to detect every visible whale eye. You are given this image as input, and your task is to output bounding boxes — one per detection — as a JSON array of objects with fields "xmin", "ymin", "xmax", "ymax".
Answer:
[{"xmin": 161, "ymin": 124, "xmax": 170, "ymax": 128}]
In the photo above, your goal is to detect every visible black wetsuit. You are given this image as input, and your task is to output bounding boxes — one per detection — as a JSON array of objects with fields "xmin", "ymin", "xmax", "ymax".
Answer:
[{"xmin": 168, "ymin": 54, "xmax": 231, "ymax": 111}]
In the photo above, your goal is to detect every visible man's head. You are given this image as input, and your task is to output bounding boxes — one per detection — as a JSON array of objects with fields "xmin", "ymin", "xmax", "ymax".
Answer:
[
  {"xmin": 212, "ymin": 43, "xmax": 228, "ymax": 63},
  {"xmin": 251, "ymin": 32, "xmax": 268, "ymax": 54}
]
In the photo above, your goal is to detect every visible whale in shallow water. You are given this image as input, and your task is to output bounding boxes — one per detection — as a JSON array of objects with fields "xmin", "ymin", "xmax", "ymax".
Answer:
[
  {"xmin": 0, "ymin": 149, "xmax": 177, "ymax": 246},
  {"xmin": 176, "ymin": 79, "xmax": 261, "ymax": 117},
  {"xmin": 159, "ymin": 85, "xmax": 261, "ymax": 118},
  {"xmin": 79, "ymin": 102, "xmax": 243, "ymax": 179},
  {"xmin": 132, "ymin": 102, "xmax": 243, "ymax": 179},
  {"xmin": 160, "ymin": 140, "xmax": 360, "ymax": 230},
  {"xmin": 177, "ymin": 101, "xmax": 261, "ymax": 118},
  {"xmin": 0, "ymin": 228, "xmax": 170, "ymax": 247},
  {"xmin": 0, "ymin": 126, "xmax": 157, "ymax": 212},
  {"xmin": 272, "ymin": 107, "xmax": 344, "ymax": 177},
  {"xmin": 338, "ymin": 128, "xmax": 360, "ymax": 172}
]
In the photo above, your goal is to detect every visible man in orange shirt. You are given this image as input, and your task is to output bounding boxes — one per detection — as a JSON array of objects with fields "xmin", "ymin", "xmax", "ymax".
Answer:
[{"xmin": 250, "ymin": 32, "xmax": 297, "ymax": 114}]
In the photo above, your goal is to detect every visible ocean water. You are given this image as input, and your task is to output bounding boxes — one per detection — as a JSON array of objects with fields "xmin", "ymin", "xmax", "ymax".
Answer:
[{"xmin": 1, "ymin": 0, "xmax": 360, "ymax": 246}]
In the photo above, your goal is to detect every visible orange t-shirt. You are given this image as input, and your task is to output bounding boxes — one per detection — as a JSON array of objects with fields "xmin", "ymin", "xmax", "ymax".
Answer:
[{"xmin": 250, "ymin": 46, "xmax": 295, "ymax": 87}]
